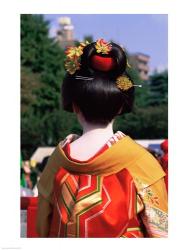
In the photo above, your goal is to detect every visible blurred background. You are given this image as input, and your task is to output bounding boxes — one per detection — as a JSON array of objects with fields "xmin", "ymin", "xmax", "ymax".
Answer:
[{"xmin": 20, "ymin": 13, "xmax": 168, "ymax": 195}]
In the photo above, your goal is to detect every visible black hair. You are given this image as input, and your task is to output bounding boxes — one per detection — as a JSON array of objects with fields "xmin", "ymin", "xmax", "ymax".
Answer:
[{"xmin": 62, "ymin": 41, "xmax": 135, "ymax": 125}]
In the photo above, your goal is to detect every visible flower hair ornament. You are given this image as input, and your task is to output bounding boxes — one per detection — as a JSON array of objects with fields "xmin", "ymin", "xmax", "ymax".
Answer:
[
  {"xmin": 116, "ymin": 75, "xmax": 142, "ymax": 91},
  {"xmin": 95, "ymin": 39, "xmax": 112, "ymax": 54},
  {"xmin": 64, "ymin": 39, "xmax": 142, "ymax": 91},
  {"xmin": 64, "ymin": 41, "xmax": 90, "ymax": 74}
]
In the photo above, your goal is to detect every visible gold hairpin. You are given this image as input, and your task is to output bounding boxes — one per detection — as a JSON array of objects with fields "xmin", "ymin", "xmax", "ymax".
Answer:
[{"xmin": 116, "ymin": 76, "xmax": 142, "ymax": 91}]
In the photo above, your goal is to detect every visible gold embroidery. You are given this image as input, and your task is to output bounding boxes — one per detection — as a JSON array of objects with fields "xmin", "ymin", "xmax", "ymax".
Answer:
[
  {"xmin": 134, "ymin": 177, "xmax": 159, "ymax": 206},
  {"xmin": 142, "ymin": 188, "xmax": 159, "ymax": 206},
  {"xmin": 141, "ymin": 204, "xmax": 168, "ymax": 237}
]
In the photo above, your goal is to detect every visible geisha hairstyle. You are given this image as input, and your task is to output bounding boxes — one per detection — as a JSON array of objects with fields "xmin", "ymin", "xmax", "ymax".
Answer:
[{"xmin": 62, "ymin": 41, "xmax": 135, "ymax": 125}]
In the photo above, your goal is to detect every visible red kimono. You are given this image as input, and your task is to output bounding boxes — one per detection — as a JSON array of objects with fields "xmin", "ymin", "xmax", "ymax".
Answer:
[{"xmin": 37, "ymin": 132, "xmax": 168, "ymax": 238}]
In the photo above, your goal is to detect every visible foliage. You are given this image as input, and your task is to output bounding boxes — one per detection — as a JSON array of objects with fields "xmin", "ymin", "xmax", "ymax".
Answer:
[
  {"xmin": 21, "ymin": 15, "xmax": 50, "ymax": 72},
  {"xmin": 114, "ymin": 105, "xmax": 168, "ymax": 139},
  {"xmin": 21, "ymin": 14, "xmax": 74, "ymax": 159},
  {"xmin": 21, "ymin": 67, "xmax": 43, "ymax": 114},
  {"xmin": 114, "ymin": 69, "xmax": 168, "ymax": 139},
  {"xmin": 147, "ymin": 70, "xmax": 168, "ymax": 106}
]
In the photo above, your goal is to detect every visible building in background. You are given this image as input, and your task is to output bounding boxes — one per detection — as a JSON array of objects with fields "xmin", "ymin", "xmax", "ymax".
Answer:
[
  {"xmin": 129, "ymin": 53, "xmax": 150, "ymax": 81},
  {"xmin": 56, "ymin": 17, "xmax": 75, "ymax": 48}
]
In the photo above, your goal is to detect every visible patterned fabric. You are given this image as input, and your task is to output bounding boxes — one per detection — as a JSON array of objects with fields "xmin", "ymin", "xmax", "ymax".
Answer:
[
  {"xmin": 136, "ymin": 177, "xmax": 168, "ymax": 237},
  {"xmin": 49, "ymin": 167, "xmax": 144, "ymax": 237},
  {"xmin": 37, "ymin": 131, "xmax": 168, "ymax": 238},
  {"xmin": 141, "ymin": 204, "xmax": 168, "ymax": 237}
]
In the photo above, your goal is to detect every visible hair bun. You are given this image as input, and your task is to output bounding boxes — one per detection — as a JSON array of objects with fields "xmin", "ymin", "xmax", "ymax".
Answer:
[{"xmin": 80, "ymin": 41, "xmax": 127, "ymax": 78}]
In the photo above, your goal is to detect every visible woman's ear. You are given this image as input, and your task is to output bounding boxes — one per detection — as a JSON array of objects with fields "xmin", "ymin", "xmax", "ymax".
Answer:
[{"xmin": 72, "ymin": 103, "xmax": 80, "ymax": 114}]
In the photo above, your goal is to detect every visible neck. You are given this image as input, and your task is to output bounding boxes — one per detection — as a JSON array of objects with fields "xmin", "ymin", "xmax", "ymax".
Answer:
[
  {"xmin": 76, "ymin": 112, "xmax": 114, "ymax": 141},
  {"xmin": 82, "ymin": 121, "xmax": 114, "ymax": 136}
]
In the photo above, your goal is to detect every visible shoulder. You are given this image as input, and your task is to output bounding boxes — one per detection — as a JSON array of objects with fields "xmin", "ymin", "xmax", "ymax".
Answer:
[
  {"xmin": 37, "ymin": 134, "xmax": 79, "ymax": 199},
  {"xmin": 123, "ymin": 138, "xmax": 165, "ymax": 192}
]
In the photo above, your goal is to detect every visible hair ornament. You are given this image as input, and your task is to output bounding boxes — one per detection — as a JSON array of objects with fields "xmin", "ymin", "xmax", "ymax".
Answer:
[
  {"xmin": 91, "ymin": 55, "xmax": 115, "ymax": 72},
  {"xmin": 64, "ymin": 39, "xmax": 131, "ymax": 76},
  {"xmin": 64, "ymin": 41, "xmax": 90, "ymax": 74},
  {"xmin": 75, "ymin": 75, "xmax": 94, "ymax": 81},
  {"xmin": 65, "ymin": 46, "xmax": 83, "ymax": 59},
  {"xmin": 116, "ymin": 76, "xmax": 142, "ymax": 91},
  {"xmin": 95, "ymin": 39, "xmax": 112, "ymax": 54},
  {"xmin": 126, "ymin": 59, "xmax": 131, "ymax": 68},
  {"xmin": 64, "ymin": 59, "xmax": 81, "ymax": 75}
]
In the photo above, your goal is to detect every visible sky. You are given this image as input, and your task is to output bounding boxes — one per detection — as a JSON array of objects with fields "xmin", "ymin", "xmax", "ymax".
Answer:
[{"xmin": 44, "ymin": 14, "xmax": 168, "ymax": 73}]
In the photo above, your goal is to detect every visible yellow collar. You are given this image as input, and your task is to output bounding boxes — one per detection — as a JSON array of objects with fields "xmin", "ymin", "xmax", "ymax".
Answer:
[
  {"xmin": 38, "ymin": 134, "xmax": 165, "ymax": 199},
  {"xmin": 56, "ymin": 135, "xmax": 145, "ymax": 176}
]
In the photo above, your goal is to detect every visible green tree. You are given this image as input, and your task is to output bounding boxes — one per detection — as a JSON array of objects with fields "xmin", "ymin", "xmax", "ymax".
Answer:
[
  {"xmin": 21, "ymin": 67, "xmax": 43, "ymax": 114},
  {"xmin": 21, "ymin": 14, "xmax": 78, "ymax": 159},
  {"xmin": 147, "ymin": 70, "xmax": 168, "ymax": 106},
  {"xmin": 114, "ymin": 105, "xmax": 168, "ymax": 139},
  {"xmin": 114, "ymin": 70, "xmax": 168, "ymax": 139},
  {"xmin": 21, "ymin": 15, "xmax": 50, "ymax": 72}
]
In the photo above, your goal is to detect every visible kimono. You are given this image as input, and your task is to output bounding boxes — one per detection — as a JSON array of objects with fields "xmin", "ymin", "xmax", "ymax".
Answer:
[{"xmin": 36, "ymin": 131, "xmax": 168, "ymax": 238}]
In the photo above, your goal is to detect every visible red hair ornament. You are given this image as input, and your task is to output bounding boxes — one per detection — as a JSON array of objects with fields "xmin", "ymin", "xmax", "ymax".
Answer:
[{"xmin": 91, "ymin": 55, "xmax": 116, "ymax": 72}]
